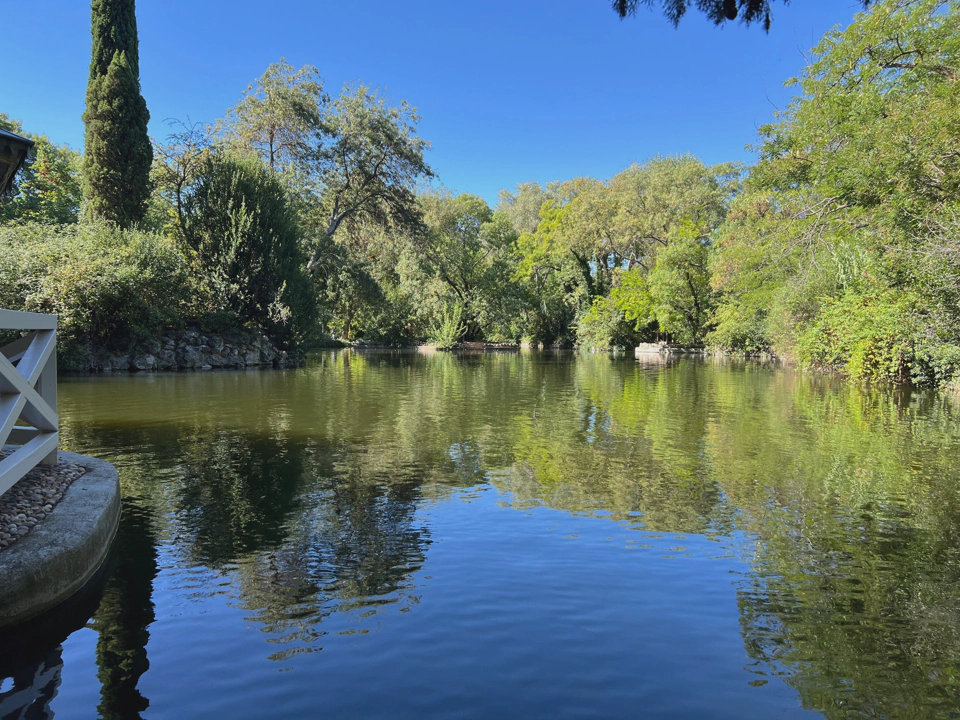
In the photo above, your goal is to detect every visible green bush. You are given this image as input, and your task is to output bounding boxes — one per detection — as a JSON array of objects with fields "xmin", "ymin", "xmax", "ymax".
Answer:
[
  {"xmin": 0, "ymin": 221, "xmax": 190, "ymax": 365},
  {"xmin": 352, "ymin": 286, "xmax": 419, "ymax": 345},
  {"xmin": 429, "ymin": 303, "xmax": 466, "ymax": 349},
  {"xmin": 178, "ymin": 152, "xmax": 317, "ymax": 344},
  {"xmin": 576, "ymin": 295, "xmax": 647, "ymax": 350},
  {"xmin": 793, "ymin": 291, "xmax": 916, "ymax": 382}
]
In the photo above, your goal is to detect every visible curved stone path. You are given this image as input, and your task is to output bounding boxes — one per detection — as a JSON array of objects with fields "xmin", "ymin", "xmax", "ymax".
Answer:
[{"xmin": 0, "ymin": 451, "xmax": 86, "ymax": 551}]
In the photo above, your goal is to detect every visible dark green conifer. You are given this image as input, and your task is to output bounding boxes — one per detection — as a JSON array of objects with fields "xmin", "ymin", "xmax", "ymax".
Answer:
[{"xmin": 82, "ymin": 0, "xmax": 152, "ymax": 228}]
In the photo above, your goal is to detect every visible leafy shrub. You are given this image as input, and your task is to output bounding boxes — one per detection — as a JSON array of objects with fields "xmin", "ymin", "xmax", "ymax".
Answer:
[
  {"xmin": 178, "ymin": 152, "xmax": 317, "ymax": 344},
  {"xmin": 353, "ymin": 286, "xmax": 419, "ymax": 345},
  {"xmin": 794, "ymin": 291, "xmax": 916, "ymax": 382},
  {"xmin": 0, "ymin": 221, "xmax": 190, "ymax": 365},
  {"xmin": 429, "ymin": 303, "xmax": 466, "ymax": 349},
  {"xmin": 576, "ymin": 295, "xmax": 647, "ymax": 350}
]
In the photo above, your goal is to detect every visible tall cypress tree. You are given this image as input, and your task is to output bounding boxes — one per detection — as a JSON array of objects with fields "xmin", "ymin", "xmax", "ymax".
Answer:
[{"xmin": 82, "ymin": 0, "xmax": 152, "ymax": 228}]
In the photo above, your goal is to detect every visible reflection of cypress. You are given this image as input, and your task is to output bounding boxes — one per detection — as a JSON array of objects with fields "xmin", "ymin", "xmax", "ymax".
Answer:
[{"xmin": 91, "ymin": 497, "xmax": 158, "ymax": 720}]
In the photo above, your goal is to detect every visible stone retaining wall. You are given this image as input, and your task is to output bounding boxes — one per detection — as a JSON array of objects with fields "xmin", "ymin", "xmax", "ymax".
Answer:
[{"xmin": 75, "ymin": 328, "xmax": 303, "ymax": 373}]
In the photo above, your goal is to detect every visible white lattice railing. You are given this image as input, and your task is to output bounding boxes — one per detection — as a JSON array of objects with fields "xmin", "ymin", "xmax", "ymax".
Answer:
[{"xmin": 0, "ymin": 309, "xmax": 58, "ymax": 496}]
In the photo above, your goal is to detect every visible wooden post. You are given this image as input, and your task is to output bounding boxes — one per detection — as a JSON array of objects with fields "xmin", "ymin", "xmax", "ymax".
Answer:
[{"xmin": 38, "ymin": 345, "xmax": 58, "ymax": 465}]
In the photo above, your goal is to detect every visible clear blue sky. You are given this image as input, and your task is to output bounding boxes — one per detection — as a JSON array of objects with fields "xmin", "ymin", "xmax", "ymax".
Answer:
[{"xmin": 4, "ymin": 0, "xmax": 859, "ymax": 204}]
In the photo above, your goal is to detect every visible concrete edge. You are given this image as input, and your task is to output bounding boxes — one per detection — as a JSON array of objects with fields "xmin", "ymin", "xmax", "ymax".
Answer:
[{"xmin": 0, "ymin": 451, "xmax": 120, "ymax": 630}]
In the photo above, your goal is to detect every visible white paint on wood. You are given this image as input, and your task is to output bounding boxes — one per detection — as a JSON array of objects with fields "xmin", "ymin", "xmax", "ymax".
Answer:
[
  {"xmin": 0, "ymin": 433, "xmax": 58, "ymax": 497},
  {"xmin": 0, "ymin": 312, "xmax": 59, "ymax": 493},
  {"xmin": 0, "ymin": 309, "xmax": 57, "ymax": 331}
]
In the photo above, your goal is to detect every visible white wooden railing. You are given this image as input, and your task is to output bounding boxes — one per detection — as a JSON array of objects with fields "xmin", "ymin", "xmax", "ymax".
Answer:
[{"xmin": 0, "ymin": 309, "xmax": 58, "ymax": 496}]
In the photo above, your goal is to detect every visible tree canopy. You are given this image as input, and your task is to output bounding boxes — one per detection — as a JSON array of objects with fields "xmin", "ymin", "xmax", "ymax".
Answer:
[
  {"xmin": 6, "ymin": 0, "xmax": 960, "ymax": 389},
  {"xmin": 711, "ymin": 0, "xmax": 960, "ymax": 383}
]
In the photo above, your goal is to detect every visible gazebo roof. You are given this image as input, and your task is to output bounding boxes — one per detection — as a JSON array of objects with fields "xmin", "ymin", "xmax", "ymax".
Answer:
[{"xmin": 0, "ymin": 127, "xmax": 35, "ymax": 196}]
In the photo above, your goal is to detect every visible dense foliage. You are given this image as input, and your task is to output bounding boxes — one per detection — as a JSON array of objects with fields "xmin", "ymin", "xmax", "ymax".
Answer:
[
  {"xmin": 83, "ymin": 0, "xmax": 152, "ymax": 227},
  {"xmin": 711, "ymin": 0, "xmax": 960, "ymax": 385},
  {"xmin": 513, "ymin": 156, "xmax": 733, "ymax": 348},
  {"xmin": 177, "ymin": 153, "xmax": 317, "ymax": 343},
  {"xmin": 0, "ymin": 222, "xmax": 189, "ymax": 366},
  {"xmin": 0, "ymin": 114, "xmax": 83, "ymax": 225}
]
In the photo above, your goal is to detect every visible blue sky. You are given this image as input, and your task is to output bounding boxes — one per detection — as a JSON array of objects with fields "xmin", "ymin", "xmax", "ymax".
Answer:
[{"xmin": 4, "ymin": 0, "xmax": 860, "ymax": 204}]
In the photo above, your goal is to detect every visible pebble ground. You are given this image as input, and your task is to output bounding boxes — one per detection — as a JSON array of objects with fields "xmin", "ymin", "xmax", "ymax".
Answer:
[{"xmin": 0, "ymin": 451, "xmax": 86, "ymax": 551}]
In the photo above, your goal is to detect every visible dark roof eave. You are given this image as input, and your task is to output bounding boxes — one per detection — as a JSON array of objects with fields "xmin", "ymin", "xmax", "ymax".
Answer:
[
  {"xmin": 0, "ymin": 127, "xmax": 35, "ymax": 196},
  {"xmin": 0, "ymin": 128, "xmax": 34, "ymax": 147}
]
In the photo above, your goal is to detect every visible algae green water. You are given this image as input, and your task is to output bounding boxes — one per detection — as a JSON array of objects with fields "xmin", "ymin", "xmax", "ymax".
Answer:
[{"xmin": 3, "ymin": 351, "xmax": 960, "ymax": 719}]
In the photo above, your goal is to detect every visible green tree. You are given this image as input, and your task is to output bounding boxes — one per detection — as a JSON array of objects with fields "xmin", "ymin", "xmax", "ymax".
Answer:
[
  {"xmin": 178, "ymin": 153, "xmax": 317, "ymax": 343},
  {"xmin": 496, "ymin": 181, "xmax": 554, "ymax": 235},
  {"xmin": 515, "ymin": 156, "xmax": 730, "ymax": 348},
  {"xmin": 0, "ymin": 114, "xmax": 83, "ymax": 224},
  {"xmin": 217, "ymin": 60, "xmax": 326, "ymax": 172},
  {"xmin": 304, "ymin": 85, "xmax": 433, "ymax": 273},
  {"xmin": 149, "ymin": 120, "xmax": 213, "ymax": 232},
  {"xmin": 83, "ymin": 0, "xmax": 153, "ymax": 228},
  {"xmin": 218, "ymin": 67, "xmax": 432, "ymax": 276},
  {"xmin": 710, "ymin": 0, "xmax": 960, "ymax": 383},
  {"xmin": 615, "ymin": 226, "xmax": 716, "ymax": 344},
  {"xmin": 321, "ymin": 247, "xmax": 385, "ymax": 341},
  {"xmin": 82, "ymin": 0, "xmax": 153, "ymax": 228},
  {"xmin": 514, "ymin": 201, "xmax": 580, "ymax": 344},
  {"xmin": 403, "ymin": 192, "xmax": 525, "ymax": 341}
]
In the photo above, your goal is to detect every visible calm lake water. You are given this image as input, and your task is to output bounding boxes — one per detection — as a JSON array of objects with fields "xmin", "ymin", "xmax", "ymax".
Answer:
[{"xmin": 3, "ymin": 351, "xmax": 960, "ymax": 719}]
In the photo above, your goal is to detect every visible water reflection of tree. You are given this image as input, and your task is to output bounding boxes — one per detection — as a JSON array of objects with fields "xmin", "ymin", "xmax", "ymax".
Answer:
[
  {"xmin": 713, "ymin": 380, "xmax": 960, "ymax": 718},
  {"xmin": 498, "ymin": 357, "xmax": 734, "ymax": 534},
  {"xmin": 232, "ymin": 470, "xmax": 430, "ymax": 659},
  {"xmin": 54, "ymin": 353, "xmax": 960, "ymax": 714},
  {"xmin": 91, "ymin": 497, "xmax": 158, "ymax": 720},
  {"xmin": 60, "ymin": 378, "xmax": 439, "ymax": 658},
  {"xmin": 562, "ymin": 358, "xmax": 960, "ymax": 717},
  {"xmin": 461, "ymin": 354, "xmax": 960, "ymax": 716},
  {"xmin": 166, "ymin": 426, "xmax": 434, "ymax": 655}
]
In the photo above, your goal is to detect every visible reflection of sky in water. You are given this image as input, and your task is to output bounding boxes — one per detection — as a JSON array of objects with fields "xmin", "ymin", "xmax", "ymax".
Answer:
[
  {"xmin": 4, "ymin": 352, "xmax": 960, "ymax": 719},
  {"xmin": 58, "ymin": 488, "xmax": 811, "ymax": 720}
]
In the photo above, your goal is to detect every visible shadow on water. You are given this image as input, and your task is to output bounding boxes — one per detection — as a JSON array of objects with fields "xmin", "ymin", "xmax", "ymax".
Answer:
[
  {"xmin": 4, "ymin": 352, "xmax": 960, "ymax": 718},
  {"xmin": 0, "ymin": 496, "xmax": 157, "ymax": 720},
  {"xmin": 0, "ymin": 547, "xmax": 110, "ymax": 720}
]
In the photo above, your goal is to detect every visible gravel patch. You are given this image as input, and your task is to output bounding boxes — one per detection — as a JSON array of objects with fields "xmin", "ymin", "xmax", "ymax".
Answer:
[{"xmin": 0, "ymin": 451, "xmax": 86, "ymax": 552}]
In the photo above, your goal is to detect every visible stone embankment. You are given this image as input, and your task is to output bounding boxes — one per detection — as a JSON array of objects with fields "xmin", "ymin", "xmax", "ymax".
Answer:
[{"xmin": 76, "ymin": 328, "xmax": 303, "ymax": 373}]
